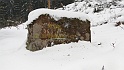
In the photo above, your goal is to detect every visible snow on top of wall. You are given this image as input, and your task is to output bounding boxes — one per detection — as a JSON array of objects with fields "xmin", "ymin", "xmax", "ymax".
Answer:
[{"xmin": 25, "ymin": 8, "xmax": 89, "ymax": 25}]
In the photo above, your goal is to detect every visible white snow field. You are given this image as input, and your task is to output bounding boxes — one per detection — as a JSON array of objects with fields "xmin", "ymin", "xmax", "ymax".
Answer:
[{"xmin": 0, "ymin": 2, "xmax": 124, "ymax": 70}]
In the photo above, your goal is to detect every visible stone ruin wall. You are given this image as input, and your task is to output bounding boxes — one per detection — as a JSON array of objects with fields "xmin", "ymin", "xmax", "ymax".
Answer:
[{"xmin": 26, "ymin": 14, "xmax": 91, "ymax": 51}]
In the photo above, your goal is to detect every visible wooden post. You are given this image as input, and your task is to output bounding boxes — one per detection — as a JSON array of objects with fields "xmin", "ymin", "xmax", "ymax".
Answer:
[{"xmin": 48, "ymin": 0, "xmax": 50, "ymax": 9}]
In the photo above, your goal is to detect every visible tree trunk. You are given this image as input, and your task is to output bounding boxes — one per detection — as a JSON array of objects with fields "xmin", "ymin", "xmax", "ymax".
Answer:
[{"xmin": 48, "ymin": 0, "xmax": 51, "ymax": 9}]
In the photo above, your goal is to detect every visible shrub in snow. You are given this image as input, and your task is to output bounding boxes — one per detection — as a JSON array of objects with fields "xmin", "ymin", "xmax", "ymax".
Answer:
[
  {"xmin": 115, "ymin": 21, "xmax": 124, "ymax": 27},
  {"xmin": 122, "ymin": 22, "xmax": 124, "ymax": 25},
  {"xmin": 115, "ymin": 21, "xmax": 121, "ymax": 26}
]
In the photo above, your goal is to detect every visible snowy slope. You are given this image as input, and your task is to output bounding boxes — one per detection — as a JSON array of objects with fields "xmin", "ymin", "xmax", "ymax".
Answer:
[
  {"xmin": 0, "ymin": 1, "xmax": 124, "ymax": 70},
  {"xmin": 58, "ymin": 0, "xmax": 124, "ymax": 26}
]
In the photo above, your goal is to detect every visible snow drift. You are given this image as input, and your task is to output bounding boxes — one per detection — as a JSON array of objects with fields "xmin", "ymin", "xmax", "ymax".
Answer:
[{"xmin": 25, "ymin": 8, "xmax": 90, "ymax": 25}]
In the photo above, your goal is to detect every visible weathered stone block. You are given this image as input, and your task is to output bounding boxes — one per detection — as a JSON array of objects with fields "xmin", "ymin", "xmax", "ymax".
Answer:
[{"xmin": 26, "ymin": 14, "xmax": 91, "ymax": 51}]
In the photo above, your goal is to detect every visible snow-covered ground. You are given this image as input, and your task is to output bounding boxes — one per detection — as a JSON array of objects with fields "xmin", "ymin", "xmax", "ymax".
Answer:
[
  {"xmin": 1, "ymin": 18, "xmax": 124, "ymax": 70},
  {"xmin": 0, "ymin": 1, "xmax": 124, "ymax": 70}
]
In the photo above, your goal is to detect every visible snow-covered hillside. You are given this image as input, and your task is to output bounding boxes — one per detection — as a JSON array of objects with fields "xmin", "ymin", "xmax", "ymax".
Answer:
[
  {"xmin": 58, "ymin": 0, "xmax": 124, "ymax": 26},
  {"xmin": 0, "ymin": 0, "xmax": 124, "ymax": 70}
]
